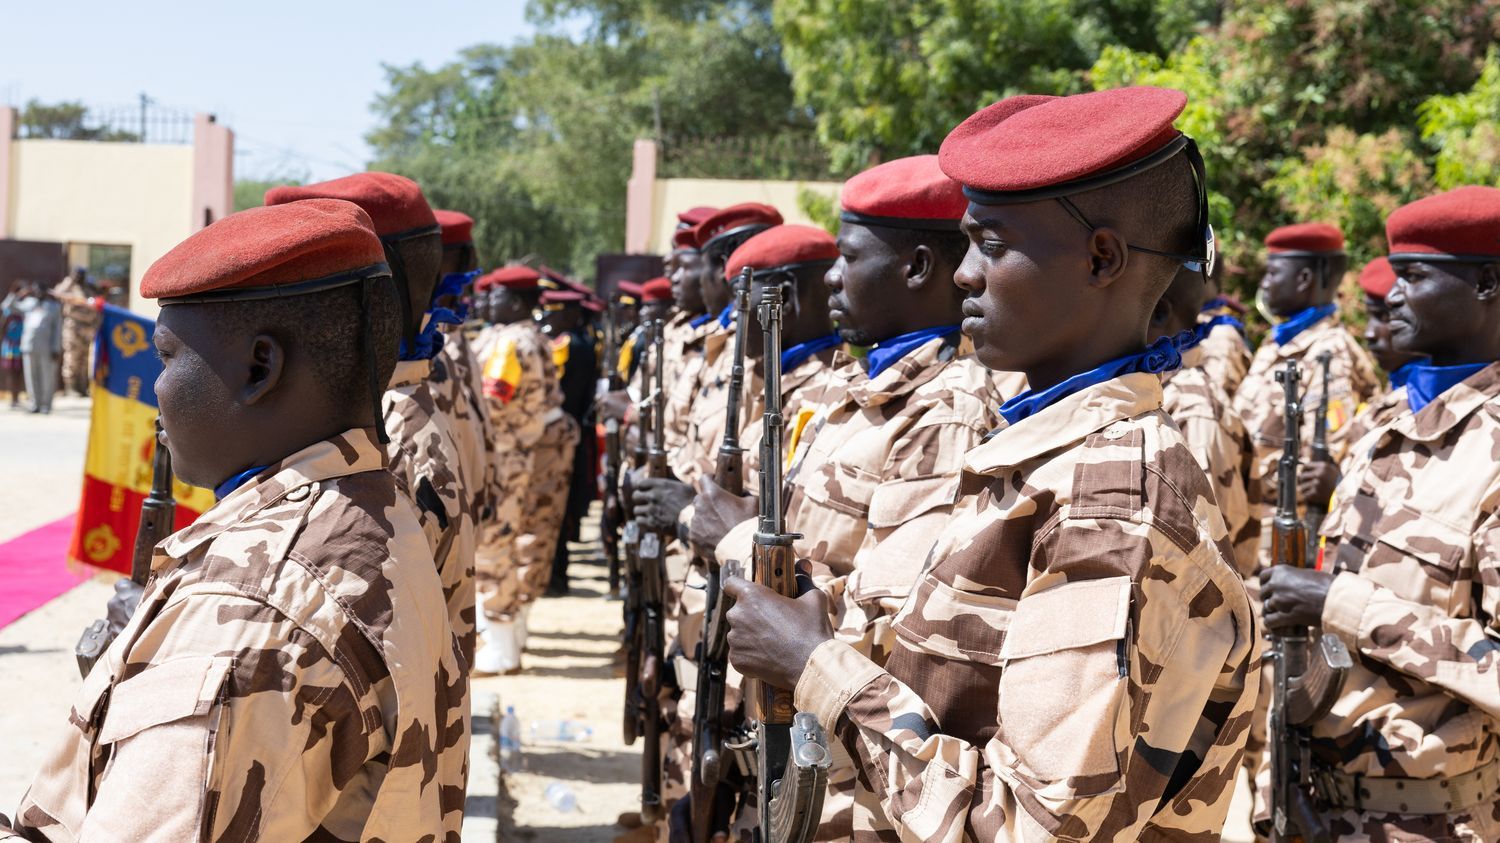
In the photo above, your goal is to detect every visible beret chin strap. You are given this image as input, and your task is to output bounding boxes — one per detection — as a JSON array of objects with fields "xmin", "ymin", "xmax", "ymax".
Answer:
[
  {"xmin": 155, "ymin": 263, "xmax": 392, "ymax": 304},
  {"xmin": 838, "ymin": 210, "xmax": 960, "ymax": 232},
  {"xmin": 1389, "ymin": 252, "xmax": 1500, "ymax": 265}
]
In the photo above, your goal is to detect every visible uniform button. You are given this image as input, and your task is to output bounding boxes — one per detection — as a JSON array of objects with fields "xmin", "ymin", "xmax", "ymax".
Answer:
[{"xmin": 285, "ymin": 485, "xmax": 312, "ymax": 502}]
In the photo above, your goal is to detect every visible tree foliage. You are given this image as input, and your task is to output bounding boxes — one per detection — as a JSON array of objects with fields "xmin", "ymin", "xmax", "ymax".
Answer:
[{"xmin": 18, "ymin": 100, "xmax": 138, "ymax": 141}]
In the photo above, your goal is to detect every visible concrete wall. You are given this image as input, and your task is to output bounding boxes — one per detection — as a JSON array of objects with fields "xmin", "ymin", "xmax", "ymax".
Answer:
[{"xmin": 0, "ymin": 109, "xmax": 232, "ymax": 317}]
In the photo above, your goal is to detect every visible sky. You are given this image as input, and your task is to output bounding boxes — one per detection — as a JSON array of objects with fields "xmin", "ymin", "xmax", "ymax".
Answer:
[{"xmin": 1, "ymin": 0, "xmax": 548, "ymax": 181}]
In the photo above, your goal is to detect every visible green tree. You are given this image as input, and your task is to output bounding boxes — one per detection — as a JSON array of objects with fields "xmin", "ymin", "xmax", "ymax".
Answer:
[
  {"xmin": 1418, "ymin": 48, "xmax": 1500, "ymax": 190},
  {"xmin": 19, "ymin": 99, "xmax": 138, "ymax": 141}
]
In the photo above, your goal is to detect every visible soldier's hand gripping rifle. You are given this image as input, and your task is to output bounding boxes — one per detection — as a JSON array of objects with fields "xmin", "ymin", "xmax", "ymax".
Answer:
[
  {"xmin": 622, "ymin": 319, "xmax": 658, "ymax": 746},
  {"xmin": 634, "ymin": 317, "xmax": 672, "ymax": 825},
  {"xmin": 75, "ymin": 418, "xmax": 175, "ymax": 677},
  {"xmin": 1303, "ymin": 351, "xmax": 1334, "ymax": 565},
  {"xmin": 733, "ymin": 284, "xmax": 832, "ymax": 843},
  {"xmin": 1267, "ymin": 361, "xmax": 1352, "ymax": 843},
  {"xmin": 691, "ymin": 267, "xmax": 752, "ymax": 842}
]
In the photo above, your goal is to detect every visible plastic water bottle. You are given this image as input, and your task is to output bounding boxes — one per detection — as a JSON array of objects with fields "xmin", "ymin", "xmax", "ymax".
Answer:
[
  {"xmin": 529, "ymin": 719, "xmax": 593, "ymax": 743},
  {"xmin": 544, "ymin": 781, "xmax": 578, "ymax": 812},
  {"xmin": 499, "ymin": 706, "xmax": 522, "ymax": 773}
]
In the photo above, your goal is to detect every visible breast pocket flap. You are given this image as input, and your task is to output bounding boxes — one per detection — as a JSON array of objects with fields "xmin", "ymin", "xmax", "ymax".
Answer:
[
  {"xmin": 98, "ymin": 655, "xmax": 233, "ymax": 745},
  {"xmin": 1001, "ymin": 576, "xmax": 1131, "ymax": 660}
]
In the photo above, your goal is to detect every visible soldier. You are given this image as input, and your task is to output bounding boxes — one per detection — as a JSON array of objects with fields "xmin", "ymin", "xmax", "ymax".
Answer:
[
  {"xmin": 724, "ymin": 87, "xmax": 1259, "ymax": 840},
  {"xmin": 1234, "ymin": 222, "xmax": 1379, "ymax": 568},
  {"xmin": 0, "ymin": 199, "xmax": 468, "ymax": 840},
  {"xmin": 434, "ymin": 209, "xmax": 500, "ymax": 523},
  {"xmin": 266, "ymin": 174, "xmax": 479, "ymax": 670},
  {"xmin": 1260, "ymin": 185, "xmax": 1500, "ymax": 841},
  {"xmin": 471, "ymin": 266, "xmax": 575, "ymax": 674},
  {"xmin": 1151, "ymin": 264, "xmax": 1259, "ymax": 576},
  {"xmin": 53, "ymin": 267, "xmax": 99, "ymax": 396},
  {"xmin": 694, "ymin": 155, "xmax": 1022, "ymax": 839},
  {"xmin": 1330, "ymin": 256, "xmax": 1426, "ymax": 462},
  {"xmin": 539, "ymin": 287, "xmax": 600, "ymax": 594}
]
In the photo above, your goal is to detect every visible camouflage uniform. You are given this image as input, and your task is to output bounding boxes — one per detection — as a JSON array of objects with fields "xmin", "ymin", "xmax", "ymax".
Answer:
[
  {"xmin": 474, "ymin": 321, "xmax": 553, "ymax": 622},
  {"xmin": 1257, "ymin": 363, "xmax": 1500, "ymax": 841},
  {"xmin": 53, "ymin": 276, "xmax": 98, "ymax": 395},
  {"xmin": 795, "ymin": 372, "xmax": 1260, "ymax": 841},
  {"xmin": 515, "ymin": 323, "xmax": 578, "ymax": 604},
  {"xmin": 1161, "ymin": 343, "xmax": 1260, "ymax": 577},
  {"xmin": 665, "ymin": 317, "xmax": 722, "ymax": 484},
  {"xmin": 716, "ymin": 333, "xmax": 1022, "ymax": 839},
  {"xmin": 1197, "ymin": 315, "xmax": 1252, "ymax": 399},
  {"xmin": 1234, "ymin": 312, "xmax": 1380, "ymax": 566},
  {"xmin": 1336, "ymin": 380, "xmax": 1408, "ymax": 470},
  {"xmin": 439, "ymin": 320, "xmax": 500, "ymax": 517},
  {"xmin": 385, "ymin": 358, "xmax": 478, "ymax": 668},
  {"xmin": 0, "ymin": 430, "xmax": 469, "ymax": 841}
]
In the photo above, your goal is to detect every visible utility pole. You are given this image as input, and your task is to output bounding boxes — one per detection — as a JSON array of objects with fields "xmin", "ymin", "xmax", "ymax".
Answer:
[{"xmin": 138, "ymin": 92, "xmax": 154, "ymax": 143}]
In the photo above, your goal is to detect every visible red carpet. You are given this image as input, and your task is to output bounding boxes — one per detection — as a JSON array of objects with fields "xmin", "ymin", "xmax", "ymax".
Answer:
[{"xmin": 0, "ymin": 514, "xmax": 90, "ymax": 631}]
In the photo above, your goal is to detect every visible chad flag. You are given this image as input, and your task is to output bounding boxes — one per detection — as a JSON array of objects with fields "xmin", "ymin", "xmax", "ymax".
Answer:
[{"xmin": 67, "ymin": 304, "xmax": 214, "ymax": 575}]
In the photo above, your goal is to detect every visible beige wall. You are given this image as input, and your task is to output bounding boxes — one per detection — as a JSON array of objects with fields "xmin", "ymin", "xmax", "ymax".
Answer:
[
  {"xmin": 646, "ymin": 178, "xmax": 842, "ymax": 255},
  {"xmin": 8, "ymin": 140, "xmax": 192, "ymax": 318}
]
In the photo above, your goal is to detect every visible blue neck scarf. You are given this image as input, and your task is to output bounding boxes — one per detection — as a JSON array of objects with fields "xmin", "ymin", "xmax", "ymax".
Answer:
[
  {"xmin": 434, "ymin": 269, "xmax": 479, "ymax": 323},
  {"xmin": 398, "ymin": 317, "xmax": 446, "ymax": 361},
  {"xmin": 717, "ymin": 303, "xmax": 735, "ymax": 329},
  {"xmin": 1388, "ymin": 361, "xmax": 1418, "ymax": 392},
  {"xmin": 998, "ymin": 334, "xmax": 1184, "ymax": 427},
  {"xmin": 1405, "ymin": 361, "xmax": 1489, "ymax": 415},
  {"xmin": 689, "ymin": 312, "xmax": 714, "ymax": 329},
  {"xmin": 1271, "ymin": 304, "xmax": 1337, "ymax": 346},
  {"xmin": 1199, "ymin": 312, "xmax": 1245, "ymax": 338},
  {"xmin": 867, "ymin": 325, "xmax": 961, "ymax": 379},
  {"xmin": 781, "ymin": 333, "xmax": 842, "ymax": 372},
  {"xmin": 215, "ymin": 465, "xmax": 270, "ymax": 501}
]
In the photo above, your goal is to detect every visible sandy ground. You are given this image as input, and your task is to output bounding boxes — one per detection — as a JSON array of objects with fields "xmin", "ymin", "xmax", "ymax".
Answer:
[{"xmin": 0, "ymin": 396, "xmax": 1255, "ymax": 842}]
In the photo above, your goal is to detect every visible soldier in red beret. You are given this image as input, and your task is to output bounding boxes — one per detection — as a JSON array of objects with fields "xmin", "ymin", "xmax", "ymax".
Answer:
[
  {"xmin": 724, "ymin": 88, "xmax": 1259, "ymax": 840},
  {"xmin": 1260, "ymin": 186, "xmax": 1500, "ymax": 839},
  {"xmin": 539, "ymin": 287, "xmax": 601, "ymax": 594},
  {"xmin": 470, "ymin": 266, "xmax": 577, "ymax": 674},
  {"xmin": 0, "ymin": 200, "xmax": 468, "ymax": 840},
  {"xmin": 265, "ymin": 174, "xmax": 483, "ymax": 672}
]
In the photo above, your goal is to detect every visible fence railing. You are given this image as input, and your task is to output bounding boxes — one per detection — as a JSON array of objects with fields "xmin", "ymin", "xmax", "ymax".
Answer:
[{"xmin": 15, "ymin": 103, "xmax": 195, "ymax": 145}]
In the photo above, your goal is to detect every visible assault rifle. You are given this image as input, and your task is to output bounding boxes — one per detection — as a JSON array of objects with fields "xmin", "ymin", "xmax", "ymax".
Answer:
[
  {"xmin": 1303, "ymin": 351, "xmax": 1333, "ymax": 565},
  {"xmin": 628, "ymin": 317, "xmax": 671, "ymax": 824},
  {"xmin": 75, "ymin": 418, "xmax": 174, "ymax": 677},
  {"xmin": 691, "ymin": 267, "xmax": 752, "ymax": 842},
  {"xmin": 622, "ymin": 319, "xmax": 658, "ymax": 747},
  {"xmin": 1267, "ymin": 360, "xmax": 1351, "ymax": 843},
  {"xmin": 743, "ymin": 284, "xmax": 831, "ymax": 843},
  {"xmin": 602, "ymin": 303, "xmax": 627, "ymax": 598}
]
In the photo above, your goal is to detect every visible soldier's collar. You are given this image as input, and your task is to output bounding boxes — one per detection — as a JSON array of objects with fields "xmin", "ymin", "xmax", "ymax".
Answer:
[
  {"xmin": 158, "ymin": 429, "xmax": 387, "ymax": 566},
  {"xmin": 847, "ymin": 330, "xmax": 960, "ymax": 408},
  {"xmin": 1388, "ymin": 360, "xmax": 1500, "ymax": 443},
  {"xmin": 1273, "ymin": 310, "xmax": 1341, "ymax": 357},
  {"xmin": 388, "ymin": 357, "xmax": 434, "ymax": 389},
  {"xmin": 966, "ymin": 372, "xmax": 1163, "ymax": 475}
]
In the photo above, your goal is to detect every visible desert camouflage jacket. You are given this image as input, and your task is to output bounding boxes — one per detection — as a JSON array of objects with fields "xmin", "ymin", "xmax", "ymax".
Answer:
[
  {"xmin": 737, "ymin": 345, "xmax": 841, "ymax": 490},
  {"xmin": 670, "ymin": 320, "xmax": 736, "ymax": 487},
  {"xmin": 478, "ymin": 321, "xmax": 561, "ymax": 449},
  {"xmin": 439, "ymin": 321, "xmax": 500, "ymax": 516},
  {"xmin": 1197, "ymin": 317, "xmax": 1253, "ymax": 399},
  {"xmin": 1312, "ymin": 362, "xmax": 1500, "ymax": 783},
  {"xmin": 662, "ymin": 313, "xmax": 714, "ymax": 459},
  {"xmin": 1336, "ymin": 381, "xmax": 1409, "ymax": 471},
  {"xmin": 1, "ymin": 430, "xmax": 469, "ymax": 842},
  {"xmin": 795, "ymin": 372, "xmax": 1259, "ymax": 841},
  {"xmin": 385, "ymin": 358, "xmax": 478, "ymax": 667},
  {"xmin": 1162, "ymin": 344, "xmax": 1261, "ymax": 577},
  {"xmin": 1234, "ymin": 313, "xmax": 1380, "ymax": 520}
]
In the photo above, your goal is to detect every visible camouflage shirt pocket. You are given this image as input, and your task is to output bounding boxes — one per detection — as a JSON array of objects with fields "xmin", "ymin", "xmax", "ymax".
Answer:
[
  {"xmin": 800, "ymin": 460, "xmax": 880, "ymax": 519},
  {"xmin": 996, "ymin": 576, "xmax": 1131, "ymax": 799},
  {"xmin": 1357, "ymin": 504, "xmax": 1469, "ymax": 610}
]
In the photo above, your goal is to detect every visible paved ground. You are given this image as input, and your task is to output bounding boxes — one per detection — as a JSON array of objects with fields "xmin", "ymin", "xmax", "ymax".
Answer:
[{"xmin": 0, "ymin": 395, "xmax": 1256, "ymax": 841}]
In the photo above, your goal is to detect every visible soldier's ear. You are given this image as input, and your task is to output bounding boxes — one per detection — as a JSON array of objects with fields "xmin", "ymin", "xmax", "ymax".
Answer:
[
  {"xmin": 1295, "ymin": 265, "xmax": 1316, "ymax": 294},
  {"xmin": 908, "ymin": 244, "xmax": 934, "ymax": 291},
  {"xmin": 1476, "ymin": 263, "xmax": 1500, "ymax": 302},
  {"xmin": 241, "ymin": 333, "xmax": 285, "ymax": 406}
]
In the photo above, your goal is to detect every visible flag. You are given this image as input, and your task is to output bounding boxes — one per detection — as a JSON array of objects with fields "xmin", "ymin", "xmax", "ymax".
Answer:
[
  {"xmin": 483, "ymin": 335, "xmax": 523, "ymax": 403},
  {"xmin": 67, "ymin": 304, "xmax": 214, "ymax": 575}
]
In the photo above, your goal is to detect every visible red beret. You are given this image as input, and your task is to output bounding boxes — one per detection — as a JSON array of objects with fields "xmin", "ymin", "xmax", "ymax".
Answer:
[
  {"xmin": 695, "ymin": 203, "xmax": 784, "ymax": 252},
  {"xmin": 939, "ymin": 89, "xmax": 1187, "ymax": 199},
  {"xmin": 435, "ymin": 209, "xmax": 474, "ymax": 246},
  {"xmin": 143, "ymin": 199, "xmax": 387, "ymax": 301},
  {"xmin": 841, "ymin": 155, "xmax": 966, "ymax": 230},
  {"xmin": 672, "ymin": 226, "xmax": 701, "ymax": 251},
  {"xmin": 677, "ymin": 206, "xmax": 718, "ymax": 228},
  {"xmin": 1387, "ymin": 186, "xmax": 1500, "ymax": 263},
  {"xmin": 642, "ymin": 277, "xmax": 673, "ymax": 302},
  {"xmin": 265, "ymin": 172, "xmax": 437, "ymax": 240},
  {"xmin": 725, "ymin": 225, "xmax": 838, "ymax": 280},
  {"xmin": 541, "ymin": 289, "xmax": 587, "ymax": 305},
  {"xmin": 1358, "ymin": 257, "xmax": 1397, "ymax": 298},
  {"xmin": 483, "ymin": 265, "xmax": 542, "ymax": 291},
  {"xmin": 616, "ymin": 280, "xmax": 645, "ymax": 298},
  {"xmin": 1265, "ymin": 222, "xmax": 1344, "ymax": 257}
]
